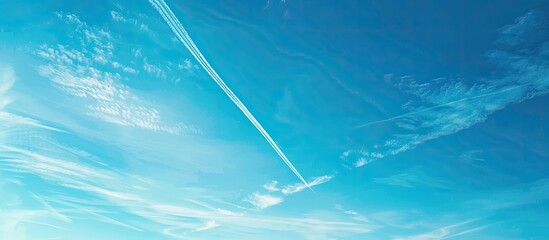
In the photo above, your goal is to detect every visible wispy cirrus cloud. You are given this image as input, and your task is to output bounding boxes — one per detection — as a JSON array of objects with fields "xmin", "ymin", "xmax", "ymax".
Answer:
[
  {"xmin": 465, "ymin": 178, "xmax": 549, "ymax": 210},
  {"xmin": 350, "ymin": 10, "xmax": 549, "ymax": 167},
  {"xmin": 372, "ymin": 168, "xmax": 452, "ymax": 189},
  {"xmin": 0, "ymin": 107, "xmax": 371, "ymax": 240},
  {"xmin": 1, "ymin": 135, "xmax": 370, "ymax": 239},
  {"xmin": 392, "ymin": 219, "xmax": 487, "ymax": 240},
  {"xmin": 0, "ymin": 209, "xmax": 65, "ymax": 240},
  {"xmin": 35, "ymin": 13, "xmax": 195, "ymax": 135}
]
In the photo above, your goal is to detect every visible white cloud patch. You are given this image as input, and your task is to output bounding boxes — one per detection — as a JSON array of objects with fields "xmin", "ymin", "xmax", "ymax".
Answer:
[
  {"xmin": 132, "ymin": 48, "xmax": 142, "ymax": 58},
  {"xmin": 262, "ymin": 180, "xmax": 280, "ymax": 192},
  {"xmin": 139, "ymin": 23, "xmax": 150, "ymax": 32},
  {"xmin": 112, "ymin": 61, "xmax": 138, "ymax": 74},
  {"xmin": 178, "ymin": 58, "xmax": 199, "ymax": 73},
  {"xmin": 351, "ymin": 10, "xmax": 549, "ymax": 166},
  {"xmin": 245, "ymin": 193, "xmax": 284, "ymax": 209},
  {"xmin": 355, "ymin": 157, "xmax": 371, "ymax": 167},
  {"xmin": 110, "ymin": 10, "xmax": 150, "ymax": 33},
  {"xmin": 110, "ymin": 11, "xmax": 130, "ymax": 23},
  {"xmin": 143, "ymin": 60, "xmax": 166, "ymax": 79}
]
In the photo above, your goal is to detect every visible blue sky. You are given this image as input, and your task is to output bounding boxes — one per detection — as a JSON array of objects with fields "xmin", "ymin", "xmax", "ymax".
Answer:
[{"xmin": 1, "ymin": 0, "xmax": 549, "ymax": 239}]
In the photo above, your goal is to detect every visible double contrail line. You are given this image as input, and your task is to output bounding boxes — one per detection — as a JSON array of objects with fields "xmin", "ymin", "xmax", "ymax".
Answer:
[{"xmin": 148, "ymin": 0, "xmax": 311, "ymax": 189}]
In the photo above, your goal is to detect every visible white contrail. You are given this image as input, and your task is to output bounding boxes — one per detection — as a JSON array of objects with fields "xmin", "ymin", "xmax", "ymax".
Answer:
[
  {"xmin": 357, "ymin": 84, "xmax": 525, "ymax": 128},
  {"xmin": 148, "ymin": 0, "xmax": 311, "ymax": 189}
]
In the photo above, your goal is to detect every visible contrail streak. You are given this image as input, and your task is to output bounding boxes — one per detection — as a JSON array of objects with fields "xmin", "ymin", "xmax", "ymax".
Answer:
[
  {"xmin": 357, "ymin": 84, "xmax": 525, "ymax": 128},
  {"xmin": 148, "ymin": 0, "xmax": 311, "ymax": 189}
]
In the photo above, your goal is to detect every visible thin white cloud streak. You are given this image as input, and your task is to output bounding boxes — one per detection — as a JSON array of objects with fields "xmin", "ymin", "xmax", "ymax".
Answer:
[
  {"xmin": 195, "ymin": 220, "xmax": 220, "ymax": 232},
  {"xmin": 184, "ymin": 199, "xmax": 241, "ymax": 216},
  {"xmin": 1, "ymin": 65, "xmax": 44, "ymax": 147},
  {"xmin": 245, "ymin": 193, "xmax": 284, "ymax": 209},
  {"xmin": 466, "ymin": 178, "xmax": 549, "ymax": 210},
  {"xmin": 443, "ymin": 225, "xmax": 487, "ymax": 239},
  {"xmin": 372, "ymin": 168, "xmax": 452, "ymax": 189},
  {"xmin": 21, "ymin": 220, "xmax": 65, "ymax": 231},
  {"xmin": 392, "ymin": 219, "xmax": 484, "ymax": 240},
  {"xmin": 281, "ymin": 175, "xmax": 334, "ymax": 195},
  {"xmin": 80, "ymin": 207, "xmax": 144, "ymax": 232},
  {"xmin": 147, "ymin": 0, "xmax": 310, "ymax": 188},
  {"xmin": 0, "ymin": 192, "xmax": 65, "ymax": 239},
  {"xmin": 334, "ymin": 204, "xmax": 371, "ymax": 223},
  {"xmin": 0, "ymin": 64, "xmax": 62, "ymax": 132},
  {"xmin": 0, "ymin": 210, "xmax": 62, "ymax": 240},
  {"xmin": 146, "ymin": 203, "xmax": 376, "ymax": 238},
  {"xmin": 357, "ymin": 84, "xmax": 524, "ymax": 128},
  {"xmin": 1, "ymin": 146, "xmax": 112, "ymax": 183},
  {"xmin": 0, "ymin": 63, "xmax": 15, "ymax": 98},
  {"xmin": 28, "ymin": 192, "xmax": 71, "ymax": 223},
  {"xmin": 0, "ymin": 112, "xmax": 64, "ymax": 132}
]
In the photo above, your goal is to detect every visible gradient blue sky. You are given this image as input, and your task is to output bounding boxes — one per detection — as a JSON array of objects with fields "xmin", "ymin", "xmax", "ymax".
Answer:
[{"xmin": 1, "ymin": 0, "xmax": 549, "ymax": 239}]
